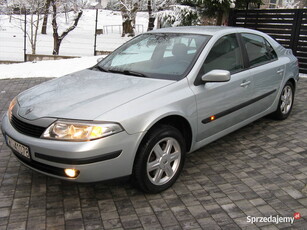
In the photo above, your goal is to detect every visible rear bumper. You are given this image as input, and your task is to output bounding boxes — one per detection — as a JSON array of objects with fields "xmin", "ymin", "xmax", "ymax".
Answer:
[{"xmin": 1, "ymin": 113, "xmax": 143, "ymax": 182}]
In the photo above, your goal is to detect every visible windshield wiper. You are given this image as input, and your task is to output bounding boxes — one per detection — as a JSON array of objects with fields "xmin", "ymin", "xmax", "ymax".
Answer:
[
  {"xmin": 93, "ymin": 65, "xmax": 109, "ymax": 72},
  {"xmin": 108, "ymin": 69, "xmax": 148, "ymax": 78}
]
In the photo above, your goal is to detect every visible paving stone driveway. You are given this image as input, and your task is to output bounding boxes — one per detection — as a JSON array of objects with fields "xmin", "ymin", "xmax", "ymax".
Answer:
[{"xmin": 0, "ymin": 77, "xmax": 307, "ymax": 230}]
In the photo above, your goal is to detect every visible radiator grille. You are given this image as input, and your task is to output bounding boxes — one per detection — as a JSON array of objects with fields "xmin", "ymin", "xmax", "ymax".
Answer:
[{"xmin": 10, "ymin": 115, "xmax": 46, "ymax": 138}]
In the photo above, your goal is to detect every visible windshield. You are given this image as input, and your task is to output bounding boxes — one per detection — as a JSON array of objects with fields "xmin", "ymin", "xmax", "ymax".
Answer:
[{"xmin": 96, "ymin": 33, "xmax": 210, "ymax": 81}]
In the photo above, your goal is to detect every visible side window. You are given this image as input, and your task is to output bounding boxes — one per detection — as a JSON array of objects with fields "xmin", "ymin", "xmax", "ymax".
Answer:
[
  {"xmin": 201, "ymin": 34, "xmax": 244, "ymax": 75},
  {"xmin": 241, "ymin": 33, "xmax": 277, "ymax": 68},
  {"xmin": 264, "ymin": 39, "xmax": 278, "ymax": 60}
]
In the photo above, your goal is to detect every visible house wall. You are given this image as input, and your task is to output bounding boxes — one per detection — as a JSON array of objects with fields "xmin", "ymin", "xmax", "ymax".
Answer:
[{"xmin": 260, "ymin": 0, "xmax": 306, "ymax": 9}]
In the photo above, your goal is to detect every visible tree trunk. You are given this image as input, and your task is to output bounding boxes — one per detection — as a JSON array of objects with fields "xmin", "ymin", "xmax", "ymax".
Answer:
[
  {"xmin": 130, "ymin": 3, "xmax": 138, "ymax": 36},
  {"xmin": 32, "ymin": 13, "xmax": 40, "ymax": 54},
  {"xmin": 41, "ymin": 0, "xmax": 51, "ymax": 34},
  {"xmin": 147, "ymin": 0, "xmax": 155, "ymax": 31},
  {"xmin": 51, "ymin": 0, "xmax": 59, "ymax": 54},
  {"xmin": 122, "ymin": 20, "xmax": 129, "ymax": 37},
  {"xmin": 53, "ymin": 37, "xmax": 62, "ymax": 55},
  {"xmin": 121, "ymin": 1, "xmax": 138, "ymax": 37},
  {"xmin": 51, "ymin": 0, "xmax": 83, "ymax": 55},
  {"xmin": 216, "ymin": 10, "xmax": 223, "ymax": 26},
  {"xmin": 30, "ymin": 14, "xmax": 34, "ymax": 52}
]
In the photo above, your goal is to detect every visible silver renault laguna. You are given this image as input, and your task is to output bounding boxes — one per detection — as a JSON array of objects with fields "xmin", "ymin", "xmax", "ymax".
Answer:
[{"xmin": 1, "ymin": 26, "xmax": 299, "ymax": 193}]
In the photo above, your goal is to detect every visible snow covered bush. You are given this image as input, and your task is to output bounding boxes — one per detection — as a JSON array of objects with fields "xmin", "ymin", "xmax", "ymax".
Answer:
[
  {"xmin": 156, "ymin": 5, "xmax": 198, "ymax": 28},
  {"xmin": 178, "ymin": 0, "xmax": 239, "ymax": 25}
]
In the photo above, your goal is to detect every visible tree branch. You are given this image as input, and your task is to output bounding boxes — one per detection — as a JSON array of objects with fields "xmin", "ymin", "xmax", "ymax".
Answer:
[{"xmin": 59, "ymin": 10, "xmax": 83, "ymax": 40}]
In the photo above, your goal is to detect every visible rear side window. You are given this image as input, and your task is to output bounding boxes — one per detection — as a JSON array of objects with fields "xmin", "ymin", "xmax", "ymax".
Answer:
[
  {"xmin": 241, "ymin": 33, "xmax": 277, "ymax": 68},
  {"xmin": 200, "ymin": 33, "xmax": 244, "ymax": 75}
]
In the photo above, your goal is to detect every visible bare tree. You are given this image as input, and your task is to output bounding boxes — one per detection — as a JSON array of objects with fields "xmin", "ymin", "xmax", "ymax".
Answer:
[
  {"xmin": 50, "ymin": 0, "xmax": 83, "ymax": 55},
  {"xmin": 6, "ymin": 0, "xmax": 45, "ymax": 54},
  {"xmin": 28, "ymin": 0, "xmax": 44, "ymax": 54},
  {"xmin": 41, "ymin": 0, "xmax": 89, "ymax": 35}
]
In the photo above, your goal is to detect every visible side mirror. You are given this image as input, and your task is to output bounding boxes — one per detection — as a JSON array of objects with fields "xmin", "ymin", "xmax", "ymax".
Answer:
[
  {"xmin": 97, "ymin": 57, "xmax": 104, "ymax": 63},
  {"xmin": 201, "ymin": 70, "xmax": 231, "ymax": 83}
]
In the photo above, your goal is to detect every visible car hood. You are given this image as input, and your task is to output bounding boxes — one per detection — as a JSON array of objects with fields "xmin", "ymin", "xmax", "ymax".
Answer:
[{"xmin": 17, "ymin": 69, "xmax": 175, "ymax": 120}]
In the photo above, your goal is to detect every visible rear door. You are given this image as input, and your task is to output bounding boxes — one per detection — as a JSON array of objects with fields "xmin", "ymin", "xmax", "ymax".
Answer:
[
  {"xmin": 240, "ymin": 33, "xmax": 284, "ymax": 115},
  {"xmin": 191, "ymin": 33, "xmax": 254, "ymax": 142}
]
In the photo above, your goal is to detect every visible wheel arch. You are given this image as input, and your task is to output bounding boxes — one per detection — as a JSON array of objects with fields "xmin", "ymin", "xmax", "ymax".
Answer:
[
  {"xmin": 148, "ymin": 115, "xmax": 193, "ymax": 153},
  {"xmin": 131, "ymin": 115, "xmax": 193, "ymax": 192},
  {"xmin": 287, "ymin": 78, "xmax": 296, "ymax": 92},
  {"xmin": 133, "ymin": 114, "xmax": 194, "ymax": 167}
]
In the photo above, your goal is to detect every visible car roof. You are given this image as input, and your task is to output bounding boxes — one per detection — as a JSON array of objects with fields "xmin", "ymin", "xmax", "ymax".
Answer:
[
  {"xmin": 146, "ymin": 26, "xmax": 281, "ymax": 49},
  {"xmin": 147, "ymin": 26, "xmax": 260, "ymax": 36}
]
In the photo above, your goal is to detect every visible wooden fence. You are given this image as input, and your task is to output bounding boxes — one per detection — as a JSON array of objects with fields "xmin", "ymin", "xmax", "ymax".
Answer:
[{"xmin": 228, "ymin": 9, "xmax": 307, "ymax": 74}]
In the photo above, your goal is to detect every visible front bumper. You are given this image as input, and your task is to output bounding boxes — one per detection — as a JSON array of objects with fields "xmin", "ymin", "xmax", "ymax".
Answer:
[{"xmin": 1, "ymin": 113, "xmax": 143, "ymax": 182}]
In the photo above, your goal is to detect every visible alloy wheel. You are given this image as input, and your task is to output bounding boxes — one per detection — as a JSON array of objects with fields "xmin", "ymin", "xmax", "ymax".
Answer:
[
  {"xmin": 146, "ymin": 137, "xmax": 181, "ymax": 186},
  {"xmin": 280, "ymin": 85, "xmax": 293, "ymax": 115}
]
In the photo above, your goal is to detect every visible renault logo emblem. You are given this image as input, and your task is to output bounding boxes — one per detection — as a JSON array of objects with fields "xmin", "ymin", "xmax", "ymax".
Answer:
[{"xmin": 25, "ymin": 107, "xmax": 33, "ymax": 115}]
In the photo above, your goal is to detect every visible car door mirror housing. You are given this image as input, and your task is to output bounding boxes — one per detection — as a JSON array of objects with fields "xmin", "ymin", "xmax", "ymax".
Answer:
[{"xmin": 201, "ymin": 70, "xmax": 231, "ymax": 83}]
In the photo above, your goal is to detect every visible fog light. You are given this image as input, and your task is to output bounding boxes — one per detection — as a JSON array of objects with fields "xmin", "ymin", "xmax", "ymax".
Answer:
[{"xmin": 64, "ymin": 168, "xmax": 79, "ymax": 178}]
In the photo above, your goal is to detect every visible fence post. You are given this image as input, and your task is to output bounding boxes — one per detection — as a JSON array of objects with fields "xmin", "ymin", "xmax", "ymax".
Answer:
[
  {"xmin": 24, "ymin": 10, "xmax": 27, "ymax": 62},
  {"xmin": 94, "ymin": 8, "xmax": 98, "ymax": 56},
  {"xmin": 255, "ymin": 10, "xmax": 258, "ymax": 29},
  {"xmin": 291, "ymin": 9, "xmax": 303, "ymax": 56},
  {"xmin": 228, "ymin": 9, "xmax": 234, "ymax": 26}
]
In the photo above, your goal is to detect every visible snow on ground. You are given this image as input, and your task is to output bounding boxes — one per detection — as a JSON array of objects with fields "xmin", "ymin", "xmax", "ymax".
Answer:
[
  {"xmin": 0, "ymin": 10, "xmax": 148, "ymax": 61},
  {"xmin": 0, "ymin": 56, "xmax": 306, "ymax": 80},
  {"xmin": 0, "ymin": 56, "xmax": 102, "ymax": 79}
]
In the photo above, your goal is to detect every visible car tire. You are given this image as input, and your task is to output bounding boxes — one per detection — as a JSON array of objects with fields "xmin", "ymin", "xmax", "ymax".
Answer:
[
  {"xmin": 271, "ymin": 81, "xmax": 295, "ymax": 120},
  {"xmin": 133, "ymin": 125, "xmax": 186, "ymax": 193}
]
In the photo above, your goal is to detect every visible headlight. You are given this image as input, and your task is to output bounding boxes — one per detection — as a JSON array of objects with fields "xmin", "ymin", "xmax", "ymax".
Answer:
[
  {"xmin": 8, "ymin": 97, "xmax": 17, "ymax": 119},
  {"xmin": 42, "ymin": 120, "xmax": 123, "ymax": 141}
]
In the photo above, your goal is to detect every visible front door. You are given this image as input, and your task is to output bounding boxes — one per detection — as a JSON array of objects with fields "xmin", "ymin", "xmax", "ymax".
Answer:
[{"xmin": 190, "ymin": 33, "xmax": 253, "ymax": 142}]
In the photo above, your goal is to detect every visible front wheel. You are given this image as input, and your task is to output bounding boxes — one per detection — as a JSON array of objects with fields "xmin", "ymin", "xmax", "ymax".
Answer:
[
  {"xmin": 271, "ymin": 81, "xmax": 295, "ymax": 120},
  {"xmin": 133, "ymin": 125, "xmax": 186, "ymax": 193}
]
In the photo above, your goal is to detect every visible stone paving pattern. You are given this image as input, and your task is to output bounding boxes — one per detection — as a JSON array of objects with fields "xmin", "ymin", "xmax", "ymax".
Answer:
[{"xmin": 0, "ymin": 77, "xmax": 307, "ymax": 230}]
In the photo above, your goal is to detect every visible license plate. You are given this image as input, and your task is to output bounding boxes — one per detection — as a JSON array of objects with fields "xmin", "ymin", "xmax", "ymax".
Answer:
[{"xmin": 7, "ymin": 136, "xmax": 31, "ymax": 159}]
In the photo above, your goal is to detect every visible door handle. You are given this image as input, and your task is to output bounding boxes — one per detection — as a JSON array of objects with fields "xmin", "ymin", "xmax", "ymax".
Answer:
[
  {"xmin": 240, "ymin": 80, "xmax": 251, "ymax": 87},
  {"xmin": 277, "ymin": 69, "xmax": 284, "ymax": 74}
]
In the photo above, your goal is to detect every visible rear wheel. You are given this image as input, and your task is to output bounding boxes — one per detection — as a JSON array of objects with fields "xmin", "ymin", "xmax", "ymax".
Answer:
[
  {"xmin": 271, "ymin": 81, "xmax": 294, "ymax": 120},
  {"xmin": 133, "ymin": 125, "xmax": 186, "ymax": 193}
]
